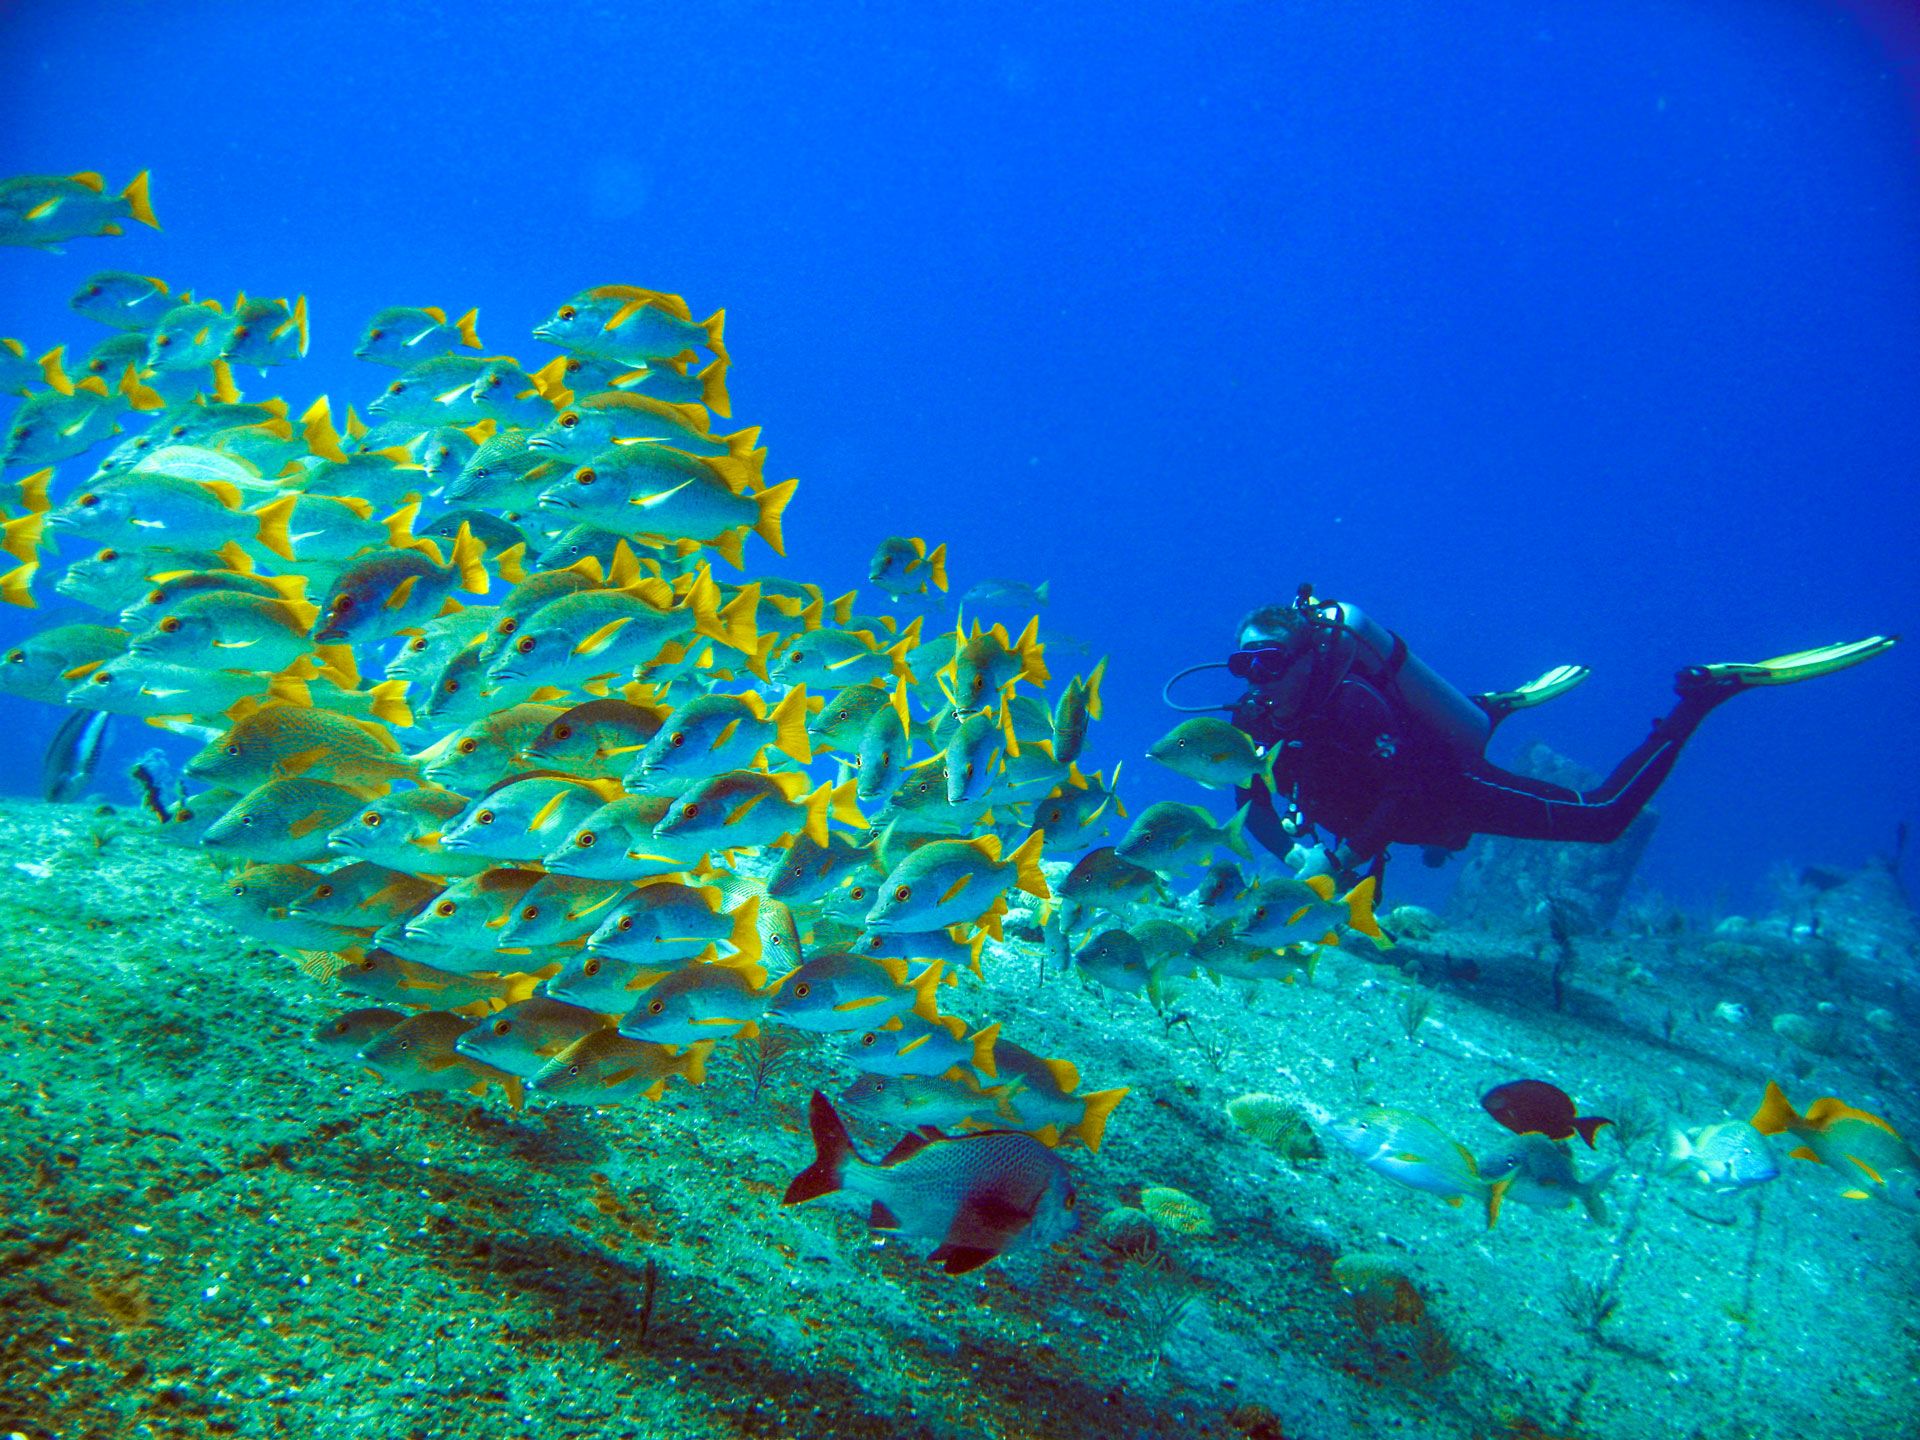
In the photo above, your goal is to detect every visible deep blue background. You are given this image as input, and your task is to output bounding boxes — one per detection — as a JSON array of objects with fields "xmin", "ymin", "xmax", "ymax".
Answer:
[{"xmin": 2, "ymin": 0, "xmax": 1915, "ymax": 911}]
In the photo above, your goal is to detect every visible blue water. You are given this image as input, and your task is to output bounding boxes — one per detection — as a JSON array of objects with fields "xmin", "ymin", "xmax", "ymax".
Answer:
[{"xmin": 2, "ymin": 0, "xmax": 1915, "ymax": 911}]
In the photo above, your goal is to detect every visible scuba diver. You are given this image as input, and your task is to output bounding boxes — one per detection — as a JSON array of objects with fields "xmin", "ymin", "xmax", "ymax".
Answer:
[{"xmin": 1165, "ymin": 585, "xmax": 1896, "ymax": 885}]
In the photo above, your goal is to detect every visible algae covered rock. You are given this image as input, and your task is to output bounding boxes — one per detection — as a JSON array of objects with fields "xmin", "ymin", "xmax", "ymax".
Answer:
[{"xmin": 1224, "ymin": 1092, "xmax": 1322, "ymax": 1162}]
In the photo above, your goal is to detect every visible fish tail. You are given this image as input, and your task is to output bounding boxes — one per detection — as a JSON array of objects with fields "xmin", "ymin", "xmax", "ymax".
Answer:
[
  {"xmin": 752, "ymin": 477, "xmax": 798, "ymax": 556},
  {"xmin": 2, "ymin": 510, "xmax": 45, "ymax": 564},
  {"xmin": 1223, "ymin": 801, "xmax": 1252, "ymax": 859},
  {"xmin": 1065, "ymin": 1086, "xmax": 1129, "ymax": 1154},
  {"xmin": 451, "ymin": 522, "xmax": 489, "ymax": 594},
  {"xmin": 1751, "ymin": 1079, "xmax": 1802, "ymax": 1136},
  {"xmin": 701, "ymin": 308, "xmax": 727, "ymax": 362},
  {"xmin": 1572, "ymin": 1115, "xmax": 1612, "ymax": 1149},
  {"xmin": 1084, "ymin": 654, "xmax": 1105, "ymax": 720},
  {"xmin": 367, "ymin": 678, "xmax": 415, "ymax": 729},
  {"xmin": 783, "ymin": 1090, "xmax": 855, "ymax": 1205},
  {"xmin": 970, "ymin": 1021, "xmax": 1001, "ymax": 1078},
  {"xmin": 717, "ymin": 582, "xmax": 761, "ymax": 655},
  {"xmin": 908, "ymin": 961, "xmax": 943, "ymax": 1022},
  {"xmin": 492, "ymin": 540, "xmax": 529, "ymax": 586},
  {"xmin": 1007, "ymin": 828, "xmax": 1050, "ymax": 899},
  {"xmin": 122, "ymin": 170, "xmax": 159, "ymax": 230},
  {"xmin": 769, "ymin": 684, "xmax": 812, "ymax": 764},
  {"xmin": 117, "ymin": 364, "xmax": 166, "ymax": 411},
  {"xmin": 1342, "ymin": 874, "xmax": 1386, "ymax": 943},
  {"xmin": 697, "ymin": 355, "xmax": 731, "ymax": 418},
  {"xmin": 1485, "ymin": 1174, "xmax": 1512, "ymax": 1229},
  {"xmin": 1661, "ymin": 1125, "xmax": 1693, "ymax": 1175},
  {"xmin": 17, "ymin": 467, "xmax": 52, "ymax": 514},
  {"xmin": 727, "ymin": 892, "xmax": 763, "ymax": 967},
  {"xmin": 1581, "ymin": 1165, "xmax": 1619, "ymax": 1225},
  {"xmin": 253, "ymin": 494, "xmax": 297, "ymax": 562},
  {"xmin": 676, "ymin": 1039, "xmax": 714, "ymax": 1088},
  {"xmin": 454, "ymin": 308, "xmax": 481, "ymax": 350},
  {"xmin": 927, "ymin": 541, "xmax": 949, "ymax": 594},
  {"xmin": 301, "ymin": 396, "xmax": 349, "ymax": 463}
]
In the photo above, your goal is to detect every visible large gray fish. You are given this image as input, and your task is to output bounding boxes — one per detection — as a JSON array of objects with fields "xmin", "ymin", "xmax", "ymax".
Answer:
[{"xmin": 783, "ymin": 1091, "xmax": 1076, "ymax": 1275}]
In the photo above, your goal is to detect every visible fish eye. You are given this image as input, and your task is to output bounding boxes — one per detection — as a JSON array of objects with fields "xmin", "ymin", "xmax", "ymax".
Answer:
[
  {"xmin": 78, "ymin": 493, "xmax": 100, "ymax": 507},
  {"xmin": 474, "ymin": 809, "xmax": 494, "ymax": 825},
  {"xmin": 520, "ymin": 904, "xmax": 538, "ymax": 921},
  {"xmin": 315, "ymin": 884, "xmax": 334, "ymax": 899},
  {"xmin": 159, "ymin": 617, "xmax": 182, "ymax": 634},
  {"xmin": 576, "ymin": 468, "xmax": 596, "ymax": 486},
  {"xmin": 408, "ymin": 636, "xmax": 428, "ymax": 652},
  {"xmin": 387, "ymin": 382, "xmax": 403, "ymax": 394},
  {"xmin": 145, "ymin": 589, "xmax": 165, "ymax": 604},
  {"xmin": 515, "ymin": 637, "xmax": 536, "ymax": 654},
  {"xmin": 434, "ymin": 900, "xmax": 456, "ymax": 917},
  {"xmin": 84, "ymin": 284, "xmax": 101, "ymax": 297},
  {"xmin": 99, "ymin": 549, "xmax": 118, "ymax": 561},
  {"xmin": 794, "ymin": 982, "xmax": 811, "ymax": 998},
  {"xmin": 493, "ymin": 1018, "xmax": 511, "ymax": 1035},
  {"xmin": 154, "ymin": 334, "xmax": 172, "ymax": 348},
  {"xmin": 361, "ymin": 811, "xmax": 382, "ymax": 827},
  {"xmin": 893, "ymin": 885, "xmax": 911, "ymax": 901},
  {"xmin": 230, "ymin": 884, "xmax": 246, "ymax": 897},
  {"xmin": 1064, "ymin": 1191, "xmax": 1078, "ymax": 1210},
  {"xmin": 558, "ymin": 306, "xmax": 577, "ymax": 321},
  {"xmin": 397, "ymin": 1039, "xmax": 411, "ymax": 1051},
  {"xmin": 498, "ymin": 617, "xmax": 519, "ymax": 636},
  {"xmin": 646, "ymin": 998, "xmax": 665, "ymax": 1014},
  {"xmin": 583, "ymin": 957, "xmax": 602, "ymax": 975},
  {"xmin": 224, "ymin": 744, "xmax": 239, "ymax": 756},
  {"xmin": 682, "ymin": 803, "xmax": 700, "ymax": 819},
  {"xmin": 473, "ymin": 466, "xmax": 490, "ymax": 480},
  {"xmin": 616, "ymin": 916, "xmax": 633, "ymax": 931},
  {"xmin": 790, "ymin": 651, "xmax": 804, "ymax": 662},
  {"xmin": 485, "ymin": 373, "xmax": 503, "ymax": 388},
  {"xmin": 553, "ymin": 724, "xmax": 573, "ymax": 740},
  {"xmin": 567, "ymin": 1063, "xmax": 582, "ymax": 1076},
  {"xmin": 849, "ymin": 886, "xmax": 866, "ymax": 901},
  {"xmin": 575, "ymin": 831, "xmax": 597, "ymax": 847},
  {"xmin": 860, "ymin": 1032, "xmax": 877, "ymax": 1047},
  {"xmin": 668, "ymin": 732, "xmax": 685, "ymax": 747},
  {"xmin": 2, "ymin": 648, "xmax": 19, "ymax": 665},
  {"xmin": 231, "ymin": 326, "xmax": 250, "ymax": 342},
  {"xmin": 559, "ymin": 413, "xmax": 579, "ymax": 428},
  {"xmin": 368, "ymin": 328, "xmax": 384, "ymax": 340},
  {"xmin": 91, "ymin": 671, "xmax": 111, "ymax": 684},
  {"xmin": 457, "ymin": 738, "xmax": 479, "ymax": 754}
]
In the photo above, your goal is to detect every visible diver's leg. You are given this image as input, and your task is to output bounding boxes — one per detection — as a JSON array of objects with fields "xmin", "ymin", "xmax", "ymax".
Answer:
[{"xmin": 1447, "ymin": 686, "xmax": 1730, "ymax": 845}]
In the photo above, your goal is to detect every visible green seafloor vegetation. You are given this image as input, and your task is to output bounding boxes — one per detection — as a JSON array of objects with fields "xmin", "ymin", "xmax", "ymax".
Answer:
[{"xmin": 2, "ymin": 795, "xmax": 1916, "ymax": 1440}]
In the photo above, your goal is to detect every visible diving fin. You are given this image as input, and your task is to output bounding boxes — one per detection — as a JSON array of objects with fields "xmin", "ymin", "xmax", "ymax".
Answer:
[
  {"xmin": 1482, "ymin": 663, "xmax": 1590, "ymax": 715},
  {"xmin": 1679, "ymin": 635, "xmax": 1897, "ymax": 692}
]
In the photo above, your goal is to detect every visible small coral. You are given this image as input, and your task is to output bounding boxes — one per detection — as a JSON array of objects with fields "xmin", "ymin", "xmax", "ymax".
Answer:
[
  {"xmin": 1093, "ymin": 1205, "xmax": 1164, "ymax": 1259},
  {"xmin": 1225, "ymin": 1093, "xmax": 1322, "ymax": 1162},
  {"xmin": 1331, "ymin": 1253, "xmax": 1427, "ymax": 1336},
  {"xmin": 1384, "ymin": 904, "xmax": 1442, "ymax": 941},
  {"xmin": 1139, "ymin": 1185, "xmax": 1215, "ymax": 1237}
]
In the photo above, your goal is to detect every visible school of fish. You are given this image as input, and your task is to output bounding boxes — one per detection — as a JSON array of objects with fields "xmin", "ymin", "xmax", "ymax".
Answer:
[{"xmin": 0, "ymin": 169, "xmax": 1397, "ymax": 1275}]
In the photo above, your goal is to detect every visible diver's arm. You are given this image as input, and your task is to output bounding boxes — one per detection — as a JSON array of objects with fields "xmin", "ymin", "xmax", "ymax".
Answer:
[{"xmin": 1237, "ymin": 779, "xmax": 1294, "ymax": 862}]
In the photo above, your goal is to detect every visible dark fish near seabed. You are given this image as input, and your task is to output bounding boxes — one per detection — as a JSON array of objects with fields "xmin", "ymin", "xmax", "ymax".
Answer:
[
  {"xmin": 783, "ymin": 1090, "xmax": 1077, "ymax": 1275},
  {"xmin": 41, "ymin": 707, "xmax": 112, "ymax": 801}
]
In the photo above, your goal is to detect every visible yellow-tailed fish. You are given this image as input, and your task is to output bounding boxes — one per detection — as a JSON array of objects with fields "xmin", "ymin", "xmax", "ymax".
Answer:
[
  {"xmin": 1329, "ymin": 1107, "xmax": 1508, "ymax": 1224},
  {"xmin": 864, "ymin": 831, "xmax": 1049, "ymax": 935},
  {"xmin": 623, "ymin": 684, "xmax": 811, "ymax": 788},
  {"xmin": 453, "ymin": 996, "xmax": 608, "ymax": 1079},
  {"xmin": 584, "ymin": 882, "xmax": 761, "ymax": 967},
  {"xmin": 438, "ymin": 773, "xmax": 623, "ymax": 863},
  {"xmin": 765, "ymin": 952, "xmax": 943, "ymax": 1034},
  {"xmin": 1752, "ymin": 1081, "xmax": 1920, "ymax": 1212},
  {"xmin": 844, "ymin": 1013, "xmax": 998, "ymax": 1078},
  {"xmin": 616, "ymin": 959, "xmax": 771, "ymax": 1045},
  {"xmin": 356, "ymin": 1010, "xmax": 523, "ymax": 1106},
  {"xmin": 0, "ymin": 170, "xmax": 157, "ymax": 250},
  {"xmin": 532, "ymin": 1029, "xmax": 711, "ymax": 1105},
  {"xmin": 655, "ymin": 769, "xmax": 864, "ymax": 853},
  {"xmin": 186, "ymin": 704, "xmax": 415, "ymax": 790},
  {"xmin": 200, "ymin": 776, "xmax": 371, "ymax": 862},
  {"xmin": 355, "ymin": 305, "xmax": 481, "ymax": 367},
  {"xmin": 70, "ymin": 270, "xmax": 173, "ymax": 329},
  {"xmin": 867, "ymin": 536, "xmax": 948, "ymax": 599},
  {"xmin": 336, "ymin": 950, "xmax": 541, "ymax": 1014}
]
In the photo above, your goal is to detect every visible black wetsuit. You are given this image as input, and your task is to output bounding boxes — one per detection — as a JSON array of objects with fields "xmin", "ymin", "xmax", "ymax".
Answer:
[{"xmin": 1233, "ymin": 666, "xmax": 1732, "ymax": 869}]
